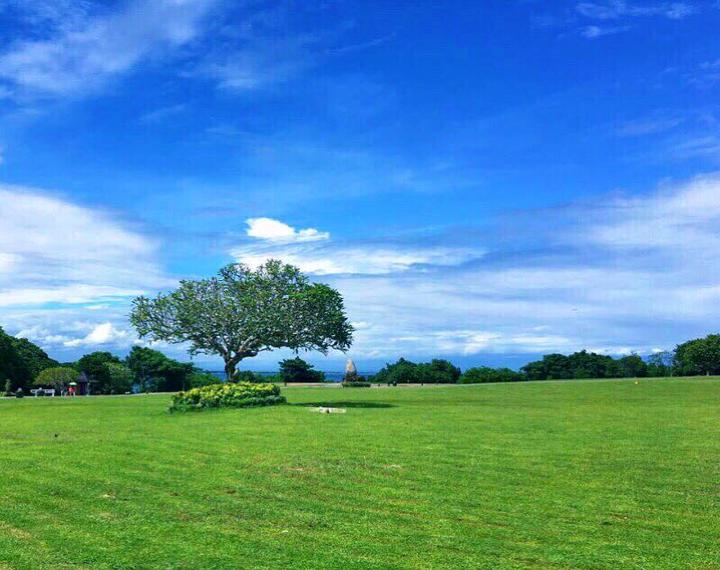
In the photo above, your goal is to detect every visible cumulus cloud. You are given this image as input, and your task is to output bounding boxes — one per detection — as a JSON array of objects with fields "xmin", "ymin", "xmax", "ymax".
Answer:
[
  {"xmin": 245, "ymin": 217, "xmax": 329, "ymax": 243},
  {"xmin": 63, "ymin": 322, "xmax": 130, "ymax": 348},
  {"xmin": 0, "ymin": 0, "xmax": 217, "ymax": 98}
]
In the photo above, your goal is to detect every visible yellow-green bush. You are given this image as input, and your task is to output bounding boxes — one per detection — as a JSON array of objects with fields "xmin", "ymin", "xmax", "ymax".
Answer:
[{"xmin": 169, "ymin": 382, "xmax": 285, "ymax": 412}]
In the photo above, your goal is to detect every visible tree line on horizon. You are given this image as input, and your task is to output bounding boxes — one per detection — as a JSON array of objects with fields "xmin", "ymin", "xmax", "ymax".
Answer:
[{"xmin": 3, "ymin": 325, "xmax": 720, "ymax": 394}]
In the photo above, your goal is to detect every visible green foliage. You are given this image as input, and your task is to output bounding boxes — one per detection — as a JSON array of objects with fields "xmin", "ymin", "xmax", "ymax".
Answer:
[
  {"xmin": 460, "ymin": 366, "xmax": 522, "ymax": 384},
  {"xmin": 0, "ymin": 327, "xmax": 31, "ymax": 392},
  {"xmin": 76, "ymin": 352, "xmax": 122, "ymax": 394},
  {"xmin": 169, "ymin": 382, "xmax": 285, "ymax": 412},
  {"xmin": 130, "ymin": 260, "xmax": 354, "ymax": 380},
  {"xmin": 278, "ymin": 357, "xmax": 326, "ymax": 383},
  {"xmin": 187, "ymin": 371, "xmax": 222, "ymax": 388},
  {"xmin": 10, "ymin": 337, "xmax": 58, "ymax": 379},
  {"xmin": 372, "ymin": 358, "xmax": 460, "ymax": 384},
  {"xmin": 234, "ymin": 370, "xmax": 270, "ymax": 383},
  {"xmin": 125, "ymin": 346, "xmax": 195, "ymax": 392},
  {"xmin": 521, "ymin": 351, "xmax": 623, "ymax": 380},
  {"xmin": 105, "ymin": 363, "xmax": 134, "ymax": 394},
  {"xmin": 341, "ymin": 381, "xmax": 371, "ymax": 387},
  {"xmin": 647, "ymin": 351, "xmax": 673, "ymax": 377},
  {"xmin": 616, "ymin": 354, "xmax": 648, "ymax": 378},
  {"xmin": 674, "ymin": 334, "xmax": 720, "ymax": 376},
  {"xmin": 34, "ymin": 367, "xmax": 78, "ymax": 391}
]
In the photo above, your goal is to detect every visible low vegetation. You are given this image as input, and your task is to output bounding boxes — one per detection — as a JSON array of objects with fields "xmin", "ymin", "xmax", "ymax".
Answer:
[
  {"xmin": 0, "ymin": 378, "xmax": 718, "ymax": 568},
  {"xmin": 169, "ymin": 382, "xmax": 285, "ymax": 412}
]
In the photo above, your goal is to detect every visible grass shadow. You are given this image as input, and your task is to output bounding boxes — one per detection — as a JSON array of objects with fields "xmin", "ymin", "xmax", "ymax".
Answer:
[{"xmin": 292, "ymin": 401, "xmax": 396, "ymax": 409}]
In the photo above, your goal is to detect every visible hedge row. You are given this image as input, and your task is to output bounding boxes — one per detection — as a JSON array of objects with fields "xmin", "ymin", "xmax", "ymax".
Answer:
[{"xmin": 169, "ymin": 382, "xmax": 285, "ymax": 412}]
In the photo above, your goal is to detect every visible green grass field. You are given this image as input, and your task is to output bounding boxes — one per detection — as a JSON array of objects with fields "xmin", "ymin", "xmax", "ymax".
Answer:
[{"xmin": 1, "ymin": 378, "xmax": 719, "ymax": 569}]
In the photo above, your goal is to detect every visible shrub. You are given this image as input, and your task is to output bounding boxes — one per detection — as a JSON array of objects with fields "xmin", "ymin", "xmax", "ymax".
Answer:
[
  {"xmin": 169, "ymin": 382, "xmax": 285, "ymax": 412},
  {"xmin": 342, "ymin": 381, "xmax": 371, "ymax": 388}
]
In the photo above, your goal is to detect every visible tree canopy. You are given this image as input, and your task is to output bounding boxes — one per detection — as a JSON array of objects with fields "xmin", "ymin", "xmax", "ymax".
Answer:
[
  {"xmin": 10, "ymin": 337, "xmax": 58, "ymax": 379},
  {"xmin": 125, "ymin": 346, "xmax": 195, "ymax": 392},
  {"xmin": 0, "ymin": 327, "xmax": 30, "ymax": 392},
  {"xmin": 278, "ymin": 357, "xmax": 326, "ymax": 383},
  {"xmin": 373, "ymin": 358, "xmax": 461, "ymax": 384},
  {"xmin": 674, "ymin": 335, "xmax": 720, "ymax": 376},
  {"xmin": 130, "ymin": 261, "xmax": 353, "ymax": 379},
  {"xmin": 34, "ymin": 367, "xmax": 78, "ymax": 391}
]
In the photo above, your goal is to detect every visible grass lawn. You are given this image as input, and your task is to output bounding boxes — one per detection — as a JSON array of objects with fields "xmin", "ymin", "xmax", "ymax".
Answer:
[{"xmin": 0, "ymin": 378, "xmax": 719, "ymax": 569}]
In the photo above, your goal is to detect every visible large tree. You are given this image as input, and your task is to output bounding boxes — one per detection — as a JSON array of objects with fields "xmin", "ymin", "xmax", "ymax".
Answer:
[
  {"xmin": 130, "ymin": 261, "xmax": 354, "ymax": 380},
  {"xmin": 675, "ymin": 334, "xmax": 720, "ymax": 376},
  {"xmin": 76, "ymin": 351, "xmax": 122, "ymax": 394}
]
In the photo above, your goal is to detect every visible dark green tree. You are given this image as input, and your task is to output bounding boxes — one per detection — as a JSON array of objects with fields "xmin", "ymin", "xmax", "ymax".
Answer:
[
  {"xmin": 130, "ymin": 261, "xmax": 353, "ymax": 380},
  {"xmin": 125, "ymin": 346, "xmax": 195, "ymax": 392},
  {"xmin": 105, "ymin": 363, "xmax": 134, "ymax": 394},
  {"xmin": 460, "ymin": 366, "xmax": 522, "ymax": 384},
  {"xmin": 0, "ymin": 327, "xmax": 31, "ymax": 391},
  {"xmin": 674, "ymin": 335, "xmax": 720, "ymax": 376},
  {"xmin": 416, "ymin": 359, "xmax": 461, "ymax": 384},
  {"xmin": 617, "ymin": 354, "xmax": 648, "ymax": 378},
  {"xmin": 76, "ymin": 351, "xmax": 122, "ymax": 394},
  {"xmin": 10, "ymin": 337, "xmax": 58, "ymax": 379},
  {"xmin": 278, "ymin": 357, "xmax": 325, "ymax": 383}
]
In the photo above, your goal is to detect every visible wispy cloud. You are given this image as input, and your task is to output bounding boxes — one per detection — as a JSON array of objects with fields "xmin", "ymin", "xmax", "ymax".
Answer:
[
  {"xmin": 616, "ymin": 115, "xmax": 684, "ymax": 136},
  {"xmin": 197, "ymin": 34, "xmax": 319, "ymax": 92},
  {"xmin": 138, "ymin": 103, "xmax": 188, "ymax": 124},
  {"xmin": 580, "ymin": 24, "xmax": 631, "ymax": 37},
  {"xmin": 0, "ymin": 184, "xmax": 170, "ymax": 351},
  {"xmin": 576, "ymin": 1, "xmax": 696, "ymax": 20},
  {"xmin": 232, "ymin": 218, "xmax": 483, "ymax": 276},
  {"xmin": 226, "ymin": 175, "xmax": 720, "ymax": 360},
  {"xmin": 0, "ymin": 0, "xmax": 218, "ymax": 99}
]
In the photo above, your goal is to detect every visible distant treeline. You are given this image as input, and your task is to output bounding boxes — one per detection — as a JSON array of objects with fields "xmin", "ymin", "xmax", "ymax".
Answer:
[
  {"xmin": 369, "ymin": 334, "xmax": 720, "ymax": 384},
  {"xmin": 3, "ymin": 325, "xmax": 720, "ymax": 393}
]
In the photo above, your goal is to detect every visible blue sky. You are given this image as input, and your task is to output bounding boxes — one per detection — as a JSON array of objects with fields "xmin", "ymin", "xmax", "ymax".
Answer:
[{"xmin": 0, "ymin": 0, "xmax": 719, "ymax": 372}]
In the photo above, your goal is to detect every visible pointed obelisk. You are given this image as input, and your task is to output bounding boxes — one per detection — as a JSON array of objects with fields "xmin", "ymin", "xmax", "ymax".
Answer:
[{"xmin": 344, "ymin": 358, "xmax": 358, "ymax": 382}]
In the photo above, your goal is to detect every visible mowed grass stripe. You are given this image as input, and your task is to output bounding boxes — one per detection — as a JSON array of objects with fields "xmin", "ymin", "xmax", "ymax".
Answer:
[{"xmin": 0, "ymin": 378, "xmax": 719, "ymax": 568}]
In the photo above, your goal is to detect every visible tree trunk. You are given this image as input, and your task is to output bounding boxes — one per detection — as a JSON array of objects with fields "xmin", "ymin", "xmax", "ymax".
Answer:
[{"xmin": 224, "ymin": 359, "xmax": 238, "ymax": 382}]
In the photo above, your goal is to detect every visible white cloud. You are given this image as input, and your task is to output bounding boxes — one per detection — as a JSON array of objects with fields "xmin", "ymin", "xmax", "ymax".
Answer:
[
  {"xmin": 234, "ymin": 218, "xmax": 482, "ymax": 275},
  {"xmin": 63, "ymin": 322, "xmax": 130, "ymax": 348},
  {"xmin": 245, "ymin": 217, "xmax": 329, "ymax": 243},
  {"xmin": 234, "ymin": 245, "xmax": 479, "ymax": 276},
  {"xmin": 0, "ymin": 184, "xmax": 167, "ymax": 301},
  {"xmin": 0, "ymin": 184, "xmax": 171, "ymax": 355},
  {"xmin": 282, "ymin": 174, "xmax": 720, "ymax": 360},
  {"xmin": 0, "ymin": 0, "xmax": 217, "ymax": 98}
]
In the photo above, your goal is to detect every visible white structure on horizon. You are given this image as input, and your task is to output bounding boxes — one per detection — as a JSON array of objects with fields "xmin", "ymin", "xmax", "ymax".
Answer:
[{"xmin": 345, "ymin": 359, "xmax": 357, "ymax": 376}]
